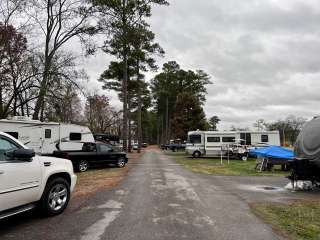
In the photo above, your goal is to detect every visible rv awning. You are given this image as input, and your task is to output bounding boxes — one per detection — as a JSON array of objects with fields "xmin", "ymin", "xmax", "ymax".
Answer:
[{"xmin": 250, "ymin": 146, "xmax": 294, "ymax": 159}]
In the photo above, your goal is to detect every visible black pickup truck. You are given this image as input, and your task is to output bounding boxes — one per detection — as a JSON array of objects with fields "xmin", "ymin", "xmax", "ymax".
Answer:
[{"xmin": 53, "ymin": 142, "xmax": 128, "ymax": 172}]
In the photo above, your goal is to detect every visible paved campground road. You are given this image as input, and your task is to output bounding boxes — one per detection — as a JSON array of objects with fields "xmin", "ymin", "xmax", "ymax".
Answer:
[{"xmin": 1, "ymin": 148, "xmax": 318, "ymax": 240}]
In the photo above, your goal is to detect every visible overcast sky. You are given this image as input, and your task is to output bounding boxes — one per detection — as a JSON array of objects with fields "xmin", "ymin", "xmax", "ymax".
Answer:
[{"xmin": 81, "ymin": 0, "xmax": 320, "ymax": 130}]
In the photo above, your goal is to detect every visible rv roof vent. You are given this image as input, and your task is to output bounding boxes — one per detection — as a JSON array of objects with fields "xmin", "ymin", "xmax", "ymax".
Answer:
[{"xmin": 9, "ymin": 116, "xmax": 33, "ymax": 121}]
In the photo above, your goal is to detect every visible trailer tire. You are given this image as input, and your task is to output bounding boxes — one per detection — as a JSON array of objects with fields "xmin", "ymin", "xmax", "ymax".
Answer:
[
  {"xmin": 241, "ymin": 155, "xmax": 247, "ymax": 161},
  {"xmin": 193, "ymin": 151, "xmax": 201, "ymax": 158}
]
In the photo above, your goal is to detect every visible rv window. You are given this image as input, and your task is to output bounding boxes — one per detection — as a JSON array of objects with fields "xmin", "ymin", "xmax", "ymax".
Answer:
[
  {"xmin": 189, "ymin": 135, "xmax": 202, "ymax": 144},
  {"xmin": 5, "ymin": 132, "xmax": 18, "ymax": 139},
  {"xmin": 207, "ymin": 137, "xmax": 220, "ymax": 143},
  {"xmin": 261, "ymin": 135, "xmax": 269, "ymax": 143},
  {"xmin": 222, "ymin": 137, "xmax": 235, "ymax": 143},
  {"xmin": 45, "ymin": 129, "xmax": 51, "ymax": 139},
  {"xmin": 70, "ymin": 133, "xmax": 82, "ymax": 141}
]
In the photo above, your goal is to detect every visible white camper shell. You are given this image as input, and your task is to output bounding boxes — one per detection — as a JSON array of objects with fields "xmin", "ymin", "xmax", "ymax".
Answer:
[
  {"xmin": 186, "ymin": 130, "xmax": 280, "ymax": 158},
  {"xmin": 0, "ymin": 118, "xmax": 94, "ymax": 155}
]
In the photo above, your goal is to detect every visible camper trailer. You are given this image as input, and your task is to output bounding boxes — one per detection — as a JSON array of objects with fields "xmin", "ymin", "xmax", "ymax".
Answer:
[
  {"xmin": 0, "ymin": 117, "xmax": 94, "ymax": 155},
  {"xmin": 186, "ymin": 130, "xmax": 280, "ymax": 158}
]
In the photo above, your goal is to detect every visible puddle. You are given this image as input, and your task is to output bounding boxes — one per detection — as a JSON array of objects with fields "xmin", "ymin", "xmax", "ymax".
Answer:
[
  {"xmin": 238, "ymin": 184, "xmax": 286, "ymax": 193},
  {"xmin": 262, "ymin": 186, "xmax": 278, "ymax": 191}
]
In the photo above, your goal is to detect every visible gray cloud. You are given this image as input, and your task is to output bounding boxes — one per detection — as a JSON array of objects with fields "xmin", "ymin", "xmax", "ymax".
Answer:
[
  {"xmin": 146, "ymin": 0, "xmax": 320, "ymax": 130},
  {"xmin": 77, "ymin": 0, "xmax": 320, "ymax": 130}
]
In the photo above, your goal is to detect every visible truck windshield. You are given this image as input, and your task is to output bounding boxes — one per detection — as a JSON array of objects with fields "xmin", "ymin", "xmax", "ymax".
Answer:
[{"xmin": 187, "ymin": 135, "xmax": 202, "ymax": 144}]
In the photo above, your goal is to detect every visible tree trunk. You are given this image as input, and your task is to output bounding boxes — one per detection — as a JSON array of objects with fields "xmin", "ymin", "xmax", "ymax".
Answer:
[
  {"xmin": 137, "ymin": 93, "xmax": 142, "ymax": 152},
  {"xmin": 33, "ymin": 63, "xmax": 49, "ymax": 120},
  {"xmin": 137, "ymin": 61, "xmax": 142, "ymax": 153},
  {"xmin": 128, "ymin": 102, "xmax": 132, "ymax": 153},
  {"xmin": 157, "ymin": 115, "xmax": 160, "ymax": 145},
  {"xmin": 122, "ymin": 51, "xmax": 128, "ymax": 152},
  {"xmin": 165, "ymin": 96, "xmax": 169, "ymax": 144},
  {"xmin": 0, "ymin": 86, "xmax": 3, "ymax": 118},
  {"xmin": 121, "ymin": 0, "xmax": 128, "ymax": 152}
]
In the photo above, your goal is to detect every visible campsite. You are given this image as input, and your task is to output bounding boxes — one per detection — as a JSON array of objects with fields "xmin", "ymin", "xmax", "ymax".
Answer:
[{"xmin": 1, "ymin": 0, "xmax": 320, "ymax": 240}]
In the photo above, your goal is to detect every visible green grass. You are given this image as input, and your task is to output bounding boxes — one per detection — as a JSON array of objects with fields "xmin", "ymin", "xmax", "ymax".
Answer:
[
  {"xmin": 252, "ymin": 202, "xmax": 320, "ymax": 240},
  {"xmin": 166, "ymin": 151, "xmax": 288, "ymax": 176}
]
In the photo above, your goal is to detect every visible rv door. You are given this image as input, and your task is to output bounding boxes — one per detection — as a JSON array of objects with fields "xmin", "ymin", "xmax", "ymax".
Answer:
[{"xmin": 240, "ymin": 133, "xmax": 251, "ymax": 145}]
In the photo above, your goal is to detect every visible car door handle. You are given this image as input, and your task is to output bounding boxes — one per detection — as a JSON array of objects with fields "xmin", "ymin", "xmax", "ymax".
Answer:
[{"xmin": 0, "ymin": 170, "xmax": 4, "ymax": 174}]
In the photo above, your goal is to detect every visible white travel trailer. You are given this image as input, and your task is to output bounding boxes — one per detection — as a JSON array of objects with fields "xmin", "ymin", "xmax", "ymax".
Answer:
[
  {"xmin": 0, "ymin": 117, "xmax": 94, "ymax": 155},
  {"xmin": 185, "ymin": 130, "xmax": 280, "ymax": 158}
]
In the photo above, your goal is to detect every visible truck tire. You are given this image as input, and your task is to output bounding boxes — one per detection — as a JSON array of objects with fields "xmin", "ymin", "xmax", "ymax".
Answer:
[
  {"xmin": 39, "ymin": 177, "xmax": 70, "ymax": 217},
  {"xmin": 117, "ymin": 157, "xmax": 126, "ymax": 168},
  {"xmin": 193, "ymin": 151, "xmax": 201, "ymax": 158},
  {"xmin": 78, "ymin": 160, "xmax": 89, "ymax": 172}
]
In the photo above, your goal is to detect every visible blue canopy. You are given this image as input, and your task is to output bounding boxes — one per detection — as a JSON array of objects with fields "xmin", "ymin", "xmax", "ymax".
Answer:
[{"xmin": 249, "ymin": 146, "xmax": 294, "ymax": 159}]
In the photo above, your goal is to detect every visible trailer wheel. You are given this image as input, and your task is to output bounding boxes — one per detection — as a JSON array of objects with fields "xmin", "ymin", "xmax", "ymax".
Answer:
[
  {"xmin": 241, "ymin": 155, "xmax": 247, "ymax": 161},
  {"xmin": 193, "ymin": 151, "xmax": 201, "ymax": 158}
]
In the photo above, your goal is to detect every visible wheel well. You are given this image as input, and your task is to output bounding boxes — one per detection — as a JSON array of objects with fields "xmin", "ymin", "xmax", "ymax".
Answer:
[
  {"xmin": 46, "ymin": 172, "xmax": 71, "ymax": 186},
  {"xmin": 193, "ymin": 151, "xmax": 201, "ymax": 156}
]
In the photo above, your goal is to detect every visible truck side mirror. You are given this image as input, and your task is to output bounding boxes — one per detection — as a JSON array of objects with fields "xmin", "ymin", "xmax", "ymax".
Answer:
[{"xmin": 6, "ymin": 149, "xmax": 35, "ymax": 162}]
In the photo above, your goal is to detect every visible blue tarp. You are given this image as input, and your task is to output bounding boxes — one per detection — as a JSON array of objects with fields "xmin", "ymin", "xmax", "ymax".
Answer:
[{"xmin": 249, "ymin": 146, "xmax": 294, "ymax": 159}]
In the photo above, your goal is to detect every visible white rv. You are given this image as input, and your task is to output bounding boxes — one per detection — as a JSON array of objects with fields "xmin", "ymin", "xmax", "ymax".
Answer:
[
  {"xmin": 186, "ymin": 130, "xmax": 280, "ymax": 158},
  {"xmin": 0, "ymin": 117, "xmax": 94, "ymax": 155}
]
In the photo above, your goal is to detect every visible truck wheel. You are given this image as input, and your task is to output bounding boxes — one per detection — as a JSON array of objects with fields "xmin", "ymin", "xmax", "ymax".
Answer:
[
  {"xmin": 193, "ymin": 151, "xmax": 201, "ymax": 158},
  {"xmin": 78, "ymin": 160, "xmax": 89, "ymax": 172},
  {"xmin": 39, "ymin": 177, "xmax": 70, "ymax": 217},
  {"xmin": 117, "ymin": 157, "xmax": 126, "ymax": 168}
]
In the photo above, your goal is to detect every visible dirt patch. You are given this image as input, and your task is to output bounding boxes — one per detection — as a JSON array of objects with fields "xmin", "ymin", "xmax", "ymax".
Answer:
[{"xmin": 71, "ymin": 150, "xmax": 142, "ymax": 200}]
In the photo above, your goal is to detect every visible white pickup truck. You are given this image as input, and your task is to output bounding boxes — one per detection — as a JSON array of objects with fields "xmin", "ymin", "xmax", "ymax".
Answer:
[{"xmin": 0, "ymin": 132, "xmax": 77, "ymax": 219}]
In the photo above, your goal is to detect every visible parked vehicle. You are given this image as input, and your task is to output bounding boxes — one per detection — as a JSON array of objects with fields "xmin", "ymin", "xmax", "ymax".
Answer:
[
  {"xmin": 93, "ymin": 133, "xmax": 120, "ymax": 145},
  {"xmin": 289, "ymin": 116, "xmax": 320, "ymax": 186},
  {"xmin": 160, "ymin": 144, "xmax": 170, "ymax": 150},
  {"xmin": 0, "ymin": 116, "xmax": 94, "ymax": 155},
  {"xmin": 186, "ymin": 130, "xmax": 280, "ymax": 159},
  {"xmin": 0, "ymin": 132, "xmax": 77, "ymax": 219},
  {"xmin": 54, "ymin": 142, "xmax": 128, "ymax": 172},
  {"xmin": 142, "ymin": 143, "xmax": 148, "ymax": 148},
  {"xmin": 132, "ymin": 144, "xmax": 138, "ymax": 150},
  {"xmin": 170, "ymin": 143, "xmax": 186, "ymax": 152}
]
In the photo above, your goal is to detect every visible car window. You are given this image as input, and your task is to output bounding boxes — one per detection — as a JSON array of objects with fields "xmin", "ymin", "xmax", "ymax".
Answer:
[
  {"xmin": 0, "ymin": 137, "xmax": 19, "ymax": 161},
  {"xmin": 100, "ymin": 144, "xmax": 112, "ymax": 152},
  {"xmin": 82, "ymin": 143, "xmax": 97, "ymax": 152}
]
